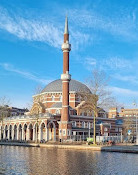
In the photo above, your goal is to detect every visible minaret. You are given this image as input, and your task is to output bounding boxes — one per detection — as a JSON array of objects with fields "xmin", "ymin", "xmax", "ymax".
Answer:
[{"xmin": 58, "ymin": 17, "xmax": 72, "ymax": 140}]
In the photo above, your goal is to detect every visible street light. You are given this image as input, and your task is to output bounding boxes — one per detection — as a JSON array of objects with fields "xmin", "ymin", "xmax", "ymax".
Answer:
[
  {"xmin": 136, "ymin": 115, "xmax": 138, "ymax": 145},
  {"xmin": 132, "ymin": 102, "xmax": 138, "ymax": 145}
]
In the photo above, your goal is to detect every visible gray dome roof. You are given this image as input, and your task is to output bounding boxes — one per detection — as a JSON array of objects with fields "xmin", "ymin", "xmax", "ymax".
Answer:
[{"xmin": 41, "ymin": 79, "xmax": 91, "ymax": 93}]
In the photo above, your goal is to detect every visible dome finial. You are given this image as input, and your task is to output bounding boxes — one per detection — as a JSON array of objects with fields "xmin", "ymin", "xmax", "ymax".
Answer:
[{"xmin": 64, "ymin": 16, "xmax": 69, "ymax": 34}]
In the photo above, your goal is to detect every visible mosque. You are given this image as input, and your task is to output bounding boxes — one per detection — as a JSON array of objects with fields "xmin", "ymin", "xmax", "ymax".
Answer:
[{"xmin": 0, "ymin": 18, "xmax": 122, "ymax": 142}]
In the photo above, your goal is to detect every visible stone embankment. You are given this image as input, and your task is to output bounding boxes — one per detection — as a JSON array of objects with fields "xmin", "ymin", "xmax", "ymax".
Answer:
[{"xmin": 0, "ymin": 142, "xmax": 138, "ymax": 153}]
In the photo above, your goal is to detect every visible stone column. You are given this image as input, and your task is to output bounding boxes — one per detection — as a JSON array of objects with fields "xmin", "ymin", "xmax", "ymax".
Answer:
[
  {"xmin": 54, "ymin": 127, "xmax": 56, "ymax": 141},
  {"xmin": 38, "ymin": 126, "xmax": 41, "ymax": 142},
  {"xmin": 45, "ymin": 127, "xmax": 48, "ymax": 141},
  {"xmin": 33, "ymin": 127, "xmax": 35, "ymax": 141},
  {"xmin": 26, "ymin": 127, "xmax": 29, "ymax": 141},
  {"xmin": 12, "ymin": 129, "xmax": 14, "ymax": 140},
  {"xmin": 3, "ymin": 127, "xmax": 5, "ymax": 140},
  {"xmin": 7, "ymin": 127, "xmax": 10, "ymax": 140},
  {"xmin": 83, "ymin": 132, "xmax": 84, "ymax": 141},
  {"xmin": 0, "ymin": 128, "xmax": 1, "ymax": 140},
  {"xmin": 22, "ymin": 128, "xmax": 24, "ymax": 141}
]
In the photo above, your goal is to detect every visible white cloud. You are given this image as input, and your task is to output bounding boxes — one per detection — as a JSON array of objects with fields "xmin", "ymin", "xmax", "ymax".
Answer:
[
  {"xmin": 113, "ymin": 74, "xmax": 138, "ymax": 85},
  {"xmin": 110, "ymin": 86, "xmax": 138, "ymax": 97},
  {"xmin": 0, "ymin": 7, "xmax": 63, "ymax": 48},
  {"xmin": 0, "ymin": 6, "xmax": 91, "ymax": 50},
  {"xmin": 84, "ymin": 56, "xmax": 132, "ymax": 71},
  {"xmin": 69, "ymin": 9, "xmax": 138, "ymax": 40},
  {"xmin": 0, "ymin": 63, "xmax": 52, "ymax": 85},
  {"xmin": 85, "ymin": 57, "xmax": 97, "ymax": 66}
]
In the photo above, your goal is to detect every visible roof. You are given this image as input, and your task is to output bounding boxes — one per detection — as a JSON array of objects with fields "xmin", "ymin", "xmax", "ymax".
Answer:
[
  {"xmin": 50, "ymin": 102, "xmax": 74, "ymax": 110},
  {"xmin": 41, "ymin": 79, "xmax": 91, "ymax": 93},
  {"xmin": 51, "ymin": 102, "xmax": 62, "ymax": 108}
]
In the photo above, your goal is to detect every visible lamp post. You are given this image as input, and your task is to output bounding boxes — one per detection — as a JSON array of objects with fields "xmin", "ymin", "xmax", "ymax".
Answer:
[
  {"xmin": 135, "ymin": 106, "xmax": 138, "ymax": 145},
  {"xmin": 132, "ymin": 102, "xmax": 138, "ymax": 145}
]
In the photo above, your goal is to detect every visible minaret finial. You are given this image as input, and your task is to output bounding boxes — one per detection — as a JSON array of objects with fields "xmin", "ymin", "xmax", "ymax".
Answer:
[{"xmin": 64, "ymin": 16, "xmax": 69, "ymax": 34}]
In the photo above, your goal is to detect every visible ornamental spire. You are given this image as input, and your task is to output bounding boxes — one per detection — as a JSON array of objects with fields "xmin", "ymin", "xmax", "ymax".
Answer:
[{"xmin": 64, "ymin": 16, "xmax": 69, "ymax": 34}]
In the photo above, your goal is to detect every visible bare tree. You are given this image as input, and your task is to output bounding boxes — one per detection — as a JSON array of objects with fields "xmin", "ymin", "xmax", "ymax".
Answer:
[
  {"xmin": 0, "ymin": 96, "xmax": 11, "ymax": 139},
  {"xmin": 79, "ymin": 69, "xmax": 116, "ymax": 144},
  {"xmin": 122, "ymin": 117, "xmax": 135, "ymax": 138}
]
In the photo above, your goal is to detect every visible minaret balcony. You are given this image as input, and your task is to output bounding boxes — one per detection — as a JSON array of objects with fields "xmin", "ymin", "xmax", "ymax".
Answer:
[
  {"xmin": 61, "ymin": 42, "xmax": 71, "ymax": 51},
  {"xmin": 61, "ymin": 73, "xmax": 71, "ymax": 81}
]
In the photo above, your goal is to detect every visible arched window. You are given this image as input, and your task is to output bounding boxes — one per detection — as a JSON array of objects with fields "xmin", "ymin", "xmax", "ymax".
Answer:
[
  {"xmin": 72, "ymin": 121, "xmax": 76, "ymax": 127},
  {"xmin": 56, "ymin": 109, "xmax": 60, "ymax": 114},
  {"xmin": 52, "ymin": 95, "xmax": 55, "ymax": 101},
  {"xmin": 82, "ymin": 121, "xmax": 85, "ymax": 128},
  {"xmin": 84, "ymin": 96, "xmax": 87, "ymax": 101},
  {"xmin": 59, "ymin": 95, "xmax": 62, "ymax": 102},
  {"xmin": 78, "ymin": 95, "xmax": 81, "ymax": 101},
  {"xmin": 88, "ymin": 122, "xmax": 90, "ymax": 129},
  {"xmin": 104, "ymin": 127, "xmax": 108, "ymax": 132}
]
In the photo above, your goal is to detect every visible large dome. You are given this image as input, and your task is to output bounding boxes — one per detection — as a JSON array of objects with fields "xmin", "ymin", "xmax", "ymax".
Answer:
[{"xmin": 41, "ymin": 79, "xmax": 91, "ymax": 93}]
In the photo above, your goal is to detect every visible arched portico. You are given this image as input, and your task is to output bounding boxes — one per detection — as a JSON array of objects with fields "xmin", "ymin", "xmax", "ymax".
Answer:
[{"xmin": 47, "ymin": 121, "xmax": 56, "ymax": 141}]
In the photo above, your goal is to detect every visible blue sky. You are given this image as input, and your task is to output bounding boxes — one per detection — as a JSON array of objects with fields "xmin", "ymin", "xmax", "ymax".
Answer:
[{"xmin": 0, "ymin": 0, "xmax": 138, "ymax": 109}]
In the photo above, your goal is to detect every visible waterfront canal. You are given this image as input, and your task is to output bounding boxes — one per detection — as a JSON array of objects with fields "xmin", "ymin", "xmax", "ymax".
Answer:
[{"xmin": 0, "ymin": 146, "xmax": 138, "ymax": 175}]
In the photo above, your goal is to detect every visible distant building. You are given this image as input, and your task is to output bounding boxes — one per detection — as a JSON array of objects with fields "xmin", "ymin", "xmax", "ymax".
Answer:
[
  {"xmin": 119, "ymin": 107, "xmax": 138, "ymax": 117},
  {"xmin": 108, "ymin": 107, "xmax": 138, "ymax": 118},
  {"xmin": 108, "ymin": 107, "xmax": 138, "ymax": 138},
  {"xmin": 108, "ymin": 107, "xmax": 118, "ymax": 118},
  {"xmin": 8, "ymin": 107, "xmax": 29, "ymax": 116}
]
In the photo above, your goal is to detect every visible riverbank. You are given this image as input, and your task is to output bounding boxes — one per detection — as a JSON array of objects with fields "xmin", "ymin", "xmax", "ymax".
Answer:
[{"xmin": 0, "ymin": 142, "xmax": 138, "ymax": 153}]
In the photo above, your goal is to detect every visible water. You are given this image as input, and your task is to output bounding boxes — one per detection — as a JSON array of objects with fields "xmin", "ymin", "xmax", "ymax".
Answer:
[{"xmin": 0, "ymin": 146, "xmax": 138, "ymax": 175}]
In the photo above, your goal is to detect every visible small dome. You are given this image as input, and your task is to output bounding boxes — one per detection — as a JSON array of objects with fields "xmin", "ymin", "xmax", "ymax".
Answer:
[{"xmin": 41, "ymin": 79, "xmax": 91, "ymax": 93}]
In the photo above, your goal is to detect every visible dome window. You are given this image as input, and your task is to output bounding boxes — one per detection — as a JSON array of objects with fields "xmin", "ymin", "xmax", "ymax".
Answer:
[
  {"xmin": 52, "ymin": 95, "xmax": 55, "ymax": 101},
  {"xmin": 59, "ymin": 95, "xmax": 62, "ymax": 101}
]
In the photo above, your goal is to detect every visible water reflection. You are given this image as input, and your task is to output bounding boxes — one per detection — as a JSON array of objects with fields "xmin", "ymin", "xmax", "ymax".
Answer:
[{"xmin": 0, "ymin": 146, "xmax": 138, "ymax": 175}]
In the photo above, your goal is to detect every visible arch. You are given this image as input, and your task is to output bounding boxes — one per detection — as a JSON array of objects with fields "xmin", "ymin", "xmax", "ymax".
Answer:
[
  {"xmin": 23, "ymin": 124, "xmax": 27, "ymax": 141},
  {"xmin": 9, "ymin": 125, "xmax": 12, "ymax": 140},
  {"xmin": 29, "ymin": 123, "xmax": 33, "ymax": 141},
  {"xmin": 18, "ymin": 124, "xmax": 22, "ymax": 140},
  {"xmin": 30, "ymin": 102, "xmax": 45, "ymax": 115},
  {"xmin": 13, "ymin": 124, "xmax": 17, "ymax": 140},
  {"xmin": 33, "ymin": 122, "xmax": 39, "ymax": 142},
  {"xmin": 40, "ymin": 122, "xmax": 46, "ymax": 142},
  {"xmin": 47, "ymin": 121, "xmax": 56, "ymax": 141},
  {"xmin": 5, "ymin": 125, "xmax": 8, "ymax": 139}
]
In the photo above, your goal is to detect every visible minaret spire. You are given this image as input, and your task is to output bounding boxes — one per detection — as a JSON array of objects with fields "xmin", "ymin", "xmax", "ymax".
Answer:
[{"xmin": 64, "ymin": 16, "xmax": 69, "ymax": 34}]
